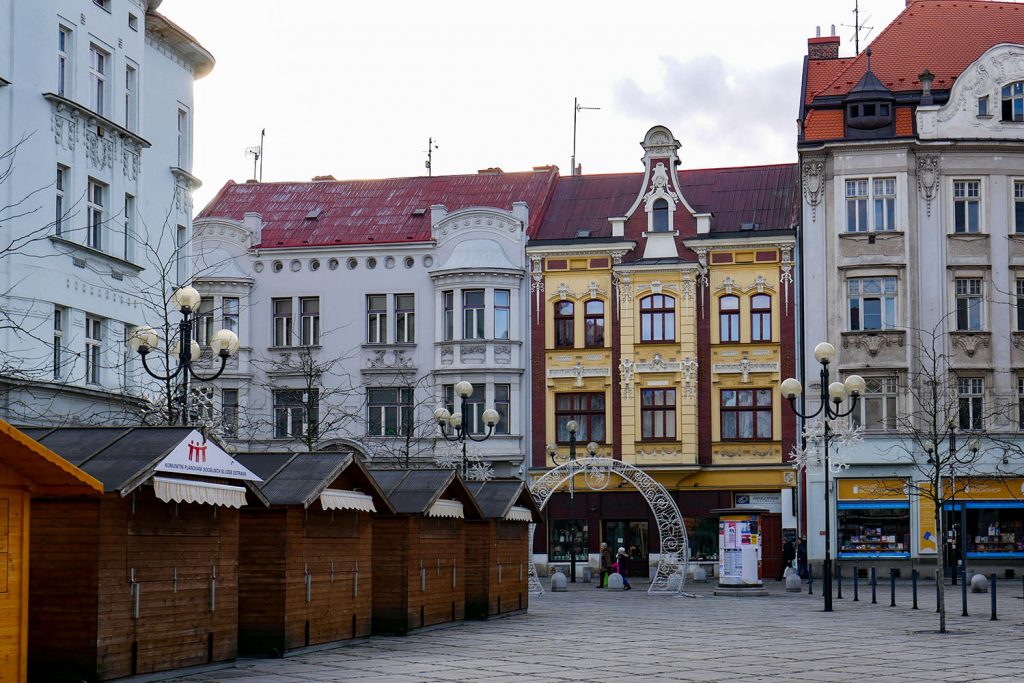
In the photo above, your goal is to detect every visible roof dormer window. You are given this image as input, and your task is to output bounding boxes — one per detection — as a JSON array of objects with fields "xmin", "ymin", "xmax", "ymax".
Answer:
[
  {"xmin": 652, "ymin": 198, "xmax": 669, "ymax": 232},
  {"xmin": 1002, "ymin": 82, "xmax": 1024, "ymax": 122}
]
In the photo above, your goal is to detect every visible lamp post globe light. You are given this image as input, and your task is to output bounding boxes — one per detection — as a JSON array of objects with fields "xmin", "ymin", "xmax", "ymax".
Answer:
[
  {"xmin": 781, "ymin": 341, "xmax": 864, "ymax": 613},
  {"xmin": 434, "ymin": 381, "xmax": 500, "ymax": 479},
  {"xmin": 545, "ymin": 423, "xmax": 598, "ymax": 583},
  {"xmin": 129, "ymin": 286, "xmax": 240, "ymax": 426}
]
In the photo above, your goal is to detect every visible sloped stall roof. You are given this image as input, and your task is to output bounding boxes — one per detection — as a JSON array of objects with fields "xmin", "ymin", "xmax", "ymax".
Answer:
[
  {"xmin": 368, "ymin": 468, "xmax": 483, "ymax": 518},
  {"xmin": 469, "ymin": 480, "xmax": 543, "ymax": 522},
  {"xmin": 235, "ymin": 451, "xmax": 393, "ymax": 511}
]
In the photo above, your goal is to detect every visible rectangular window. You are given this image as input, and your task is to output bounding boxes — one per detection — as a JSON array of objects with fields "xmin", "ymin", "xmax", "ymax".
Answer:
[
  {"xmin": 584, "ymin": 299, "xmax": 605, "ymax": 348},
  {"xmin": 55, "ymin": 165, "xmax": 67, "ymax": 236},
  {"xmin": 838, "ymin": 507, "xmax": 911, "ymax": 557},
  {"xmin": 395, "ymin": 293, "xmax": 415, "ymax": 343},
  {"xmin": 128, "ymin": 13, "xmax": 139, "ymax": 31},
  {"xmin": 87, "ymin": 179, "xmax": 105, "ymax": 250},
  {"xmin": 720, "ymin": 389, "xmax": 772, "ymax": 440},
  {"xmin": 193, "ymin": 298, "xmax": 214, "ymax": 346},
  {"xmin": 273, "ymin": 298, "xmax": 293, "ymax": 347},
  {"xmin": 274, "ymin": 389, "xmax": 317, "ymax": 439},
  {"xmin": 222, "ymin": 389, "xmax": 239, "ymax": 438},
  {"xmin": 123, "ymin": 194, "xmax": 134, "ymax": 260},
  {"xmin": 122, "ymin": 322, "xmax": 133, "ymax": 389},
  {"xmin": 223, "ymin": 297, "xmax": 239, "ymax": 334},
  {"xmin": 873, "ymin": 178, "xmax": 896, "ymax": 231},
  {"xmin": 554, "ymin": 393, "xmax": 605, "ymax": 443},
  {"xmin": 53, "ymin": 306, "xmax": 64, "ymax": 380},
  {"xmin": 955, "ymin": 278, "xmax": 983, "ymax": 331},
  {"xmin": 367, "ymin": 294, "xmax": 387, "ymax": 344},
  {"xmin": 85, "ymin": 316, "xmax": 102, "ymax": 385},
  {"xmin": 641, "ymin": 388, "xmax": 676, "ymax": 440},
  {"xmin": 124, "ymin": 63, "xmax": 138, "ymax": 131},
  {"xmin": 494, "ymin": 383, "xmax": 510, "ymax": 435},
  {"xmin": 300, "ymin": 296, "xmax": 320, "ymax": 346},
  {"xmin": 175, "ymin": 225, "xmax": 187, "ymax": 283},
  {"xmin": 1015, "ymin": 181, "xmax": 1024, "ymax": 234},
  {"xmin": 953, "ymin": 180, "xmax": 981, "ymax": 233},
  {"xmin": 93, "ymin": 0, "xmax": 110, "ymax": 11},
  {"xmin": 463, "ymin": 289, "xmax": 485, "ymax": 339},
  {"xmin": 640, "ymin": 294, "xmax": 675, "ymax": 342},
  {"xmin": 846, "ymin": 178, "xmax": 896, "ymax": 232},
  {"xmin": 494, "ymin": 289, "xmax": 510, "ymax": 340},
  {"xmin": 58, "ymin": 27, "xmax": 71, "ymax": 97},
  {"xmin": 845, "ymin": 179, "xmax": 869, "ymax": 232},
  {"xmin": 89, "ymin": 45, "xmax": 108, "ymax": 116},
  {"xmin": 852, "ymin": 376, "xmax": 897, "ymax": 431},
  {"xmin": 177, "ymin": 107, "xmax": 189, "ymax": 167},
  {"xmin": 367, "ymin": 387, "xmax": 413, "ymax": 437},
  {"xmin": 442, "ymin": 290, "xmax": 454, "ymax": 341},
  {"xmin": 847, "ymin": 276, "xmax": 897, "ymax": 331},
  {"xmin": 958, "ymin": 377, "xmax": 984, "ymax": 430},
  {"xmin": 554, "ymin": 300, "xmax": 574, "ymax": 348},
  {"xmin": 978, "ymin": 95, "xmax": 990, "ymax": 116}
]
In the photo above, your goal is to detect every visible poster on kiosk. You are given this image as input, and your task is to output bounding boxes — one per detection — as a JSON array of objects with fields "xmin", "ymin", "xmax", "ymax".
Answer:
[{"xmin": 716, "ymin": 509, "xmax": 765, "ymax": 587}]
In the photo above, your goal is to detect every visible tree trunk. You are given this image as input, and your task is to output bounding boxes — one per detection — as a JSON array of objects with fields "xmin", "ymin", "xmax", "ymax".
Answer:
[{"xmin": 935, "ymin": 505, "xmax": 946, "ymax": 633}]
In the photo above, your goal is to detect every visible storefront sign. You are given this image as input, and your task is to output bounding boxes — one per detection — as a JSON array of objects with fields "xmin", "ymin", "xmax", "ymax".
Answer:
[
  {"xmin": 942, "ymin": 478, "xmax": 1024, "ymax": 501},
  {"xmin": 735, "ymin": 492, "xmax": 781, "ymax": 513},
  {"xmin": 155, "ymin": 430, "xmax": 261, "ymax": 482},
  {"xmin": 918, "ymin": 483, "xmax": 938, "ymax": 555},
  {"xmin": 837, "ymin": 478, "xmax": 908, "ymax": 501}
]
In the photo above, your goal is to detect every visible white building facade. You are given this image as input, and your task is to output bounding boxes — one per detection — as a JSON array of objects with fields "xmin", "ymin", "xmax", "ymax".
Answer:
[{"xmin": 0, "ymin": 0, "xmax": 212, "ymax": 424}]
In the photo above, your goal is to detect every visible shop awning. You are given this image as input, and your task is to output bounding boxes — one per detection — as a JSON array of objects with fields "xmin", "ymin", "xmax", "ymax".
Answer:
[
  {"xmin": 153, "ymin": 476, "xmax": 247, "ymax": 508},
  {"xmin": 427, "ymin": 498, "xmax": 464, "ymax": 519},
  {"xmin": 320, "ymin": 488, "xmax": 376, "ymax": 513},
  {"xmin": 504, "ymin": 505, "xmax": 533, "ymax": 523}
]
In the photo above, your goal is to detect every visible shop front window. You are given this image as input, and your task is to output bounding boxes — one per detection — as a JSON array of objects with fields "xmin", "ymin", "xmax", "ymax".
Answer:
[
  {"xmin": 549, "ymin": 520, "xmax": 588, "ymax": 562},
  {"xmin": 837, "ymin": 504, "xmax": 911, "ymax": 558},
  {"xmin": 603, "ymin": 520, "xmax": 649, "ymax": 564},
  {"xmin": 947, "ymin": 503, "xmax": 1024, "ymax": 558},
  {"xmin": 684, "ymin": 517, "xmax": 720, "ymax": 561}
]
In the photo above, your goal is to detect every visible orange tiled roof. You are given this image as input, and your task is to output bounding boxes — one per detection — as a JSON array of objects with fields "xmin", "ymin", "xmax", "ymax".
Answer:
[
  {"xmin": 803, "ymin": 109, "xmax": 845, "ymax": 141},
  {"xmin": 805, "ymin": 57, "xmax": 855, "ymax": 105},
  {"xmin": 895, "ymin": 107, "xmax": 914, "ymax": 136}
]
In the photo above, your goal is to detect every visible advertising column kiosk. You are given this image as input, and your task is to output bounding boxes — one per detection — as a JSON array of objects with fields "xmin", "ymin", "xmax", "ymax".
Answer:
[{"xmin": 711, "ymin": 508, "xmax": 768, "ymax": 596}]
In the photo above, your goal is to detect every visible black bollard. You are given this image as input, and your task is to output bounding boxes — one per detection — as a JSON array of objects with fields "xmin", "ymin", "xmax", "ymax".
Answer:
[
  {"xmin": 936, "ymin": 571, "xmax": 941, "ymax": 613},
  {"xmin": 912, "ymin": 569, "xmax": 918, "ymax": 610},
  {"xmin": 961, "ymin": 566, "xmax": 969, "ymax": 617},
  {"xmin": 853, "ymin": 565, "xmax": 859, "ymax": 602},
  {"xmin": 890, "ymin": 568, "xmax": 897, "ymax": 607},
  {"xmin": 870, "ymin": 567, "xmax": 877, "ymax": 604},
  {"xmin": 991, "ymin": 573, "xmax": 997, "ymax": 621},
  {"xmin": 837, "ymin": 564, "xmax": 843, "ymax": 599},
  {"xmin": 808, "ymin": 563, "xmax": 814, "ymax": 595}
]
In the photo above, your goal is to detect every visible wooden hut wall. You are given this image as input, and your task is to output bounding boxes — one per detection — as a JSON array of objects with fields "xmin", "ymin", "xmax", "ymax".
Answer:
[
  {"xmin": 0, "ymin": 477, "xmax": 33, "ymax": 681},
  {"xmin": 238, "ymin": 508, "xmax": 288, "ymax": 656},
  {"xmin": 371, "ymin": 516, "xmax": 411, "ymax": 634},
  {"xmin": 465, "ymin": 520, "xmax": 530, "ymax": 619}
]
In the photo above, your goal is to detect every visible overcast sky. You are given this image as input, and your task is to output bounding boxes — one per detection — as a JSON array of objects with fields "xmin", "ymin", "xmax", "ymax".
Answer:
[{"xmin": 162, "ymin": 1, "xmax": 907, "ymax": 210}]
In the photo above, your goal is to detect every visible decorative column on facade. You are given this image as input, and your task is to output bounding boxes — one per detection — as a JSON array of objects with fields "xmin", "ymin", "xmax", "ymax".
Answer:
[{"xmin": 530, "ymin": 255, "xmax": 544, "ymax": 320}]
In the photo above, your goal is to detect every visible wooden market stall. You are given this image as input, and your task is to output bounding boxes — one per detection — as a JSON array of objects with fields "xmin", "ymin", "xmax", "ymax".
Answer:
[
  {"xmin": 368, "ymin": 468, "xmax": 483, "ymax": 635},
  {"xmin": 233, "ymin": 451, "xmax": 393, "ymax": 656},
  {"xmin": 464, "ymin": 480, "xmax": 542, "ymax": 619},
  {"xmin": 0, "ymin": 420, "xmax": 103, "ymax": 682},
  {"xmin": 21, "ymin": 427, "xmax": 265, "ymax": 682}
]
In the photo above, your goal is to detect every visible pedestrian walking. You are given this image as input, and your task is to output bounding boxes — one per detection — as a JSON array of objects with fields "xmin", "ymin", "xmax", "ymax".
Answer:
[
  {"xmin": 796, "ymin": 536, "xmax": 808, "ymax": 579},
  {"xmin": 780, "ymin": 537, "xmax": 796, "ymax": 580},
  {"xmin": 598, "ymin": 542, "xmax": 612, "ymax": 588},
  {"xmin": 616, "ymin": 547, "xmax": 632, "ymax": 590}
]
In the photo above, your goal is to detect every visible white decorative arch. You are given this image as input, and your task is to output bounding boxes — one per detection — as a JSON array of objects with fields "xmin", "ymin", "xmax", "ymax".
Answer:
[{"xmin": 527, "ymin": 457, "xmax": 689, "ymax": 595}]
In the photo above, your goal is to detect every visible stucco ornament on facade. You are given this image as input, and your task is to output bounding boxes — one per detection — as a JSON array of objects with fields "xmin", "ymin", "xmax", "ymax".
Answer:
[
  {"xmin": 802, "ymin": 159, "xmax": 825, "ymax": 221},
  {"xmin": 619, "ymin": 357, "xmax": 634, "ymax": 398},
  {"xmin": 636, "ymin": 352, "xmax": 681, "ymax": 374},
  {"xmin": 51, "ymin": 107, "xmax": 78, "ymax": 151},
  {"xmin": 917, "ymin": 155, "xmax": 941, "ymax": 216},
  {"xmin": 547, "ymin": 362, "xmax": 610, "ymax": 387},
  {"xmin": 841, "ymin": 331, "xmax": 905, "ymax": 357},
  {"xmin": 779, "ymin": 246, "xmax": 794, "ymax": 314},
  {"xmin": 681, "ymin": 356, "xmax": 698, "ymax": 398},
  {"xmin": 530, "ymin": 255, "xmax": 544, "ymax": 318},
  {"xmin": 612, "ymin": 271, "xmax": 632, "ymax": 319},
  {"xmin": 84, "ymin": 128, "xmax": 114, "ymax": 170}
]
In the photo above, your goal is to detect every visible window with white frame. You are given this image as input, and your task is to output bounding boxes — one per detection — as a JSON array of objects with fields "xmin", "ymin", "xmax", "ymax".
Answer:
[
  {"xmin": 193, "ymin": 298, "xmax": 214, "ymax": 346},
  {"xmin": 847, "ymin": 276, "xmax": 897, "ymax": 331},
  {"xmin": 124, "ymin": 63, "xmax": 138, "ymax": 131},
  {"xmin": 122, "ymin": 322, "xmax": 133, "ymax": 389},
  {"xmin": 442, "ymin": 290, "xmax": 454, "ymax": 341},
  {"xmin": 955, "ymin": 278, "xmax": 984, "ymax": 331},
  {"xmin": 978, "ymin": 95, "xmax": 990, "ymax": 117},
  {"xmin": 223, "ymin": 297, "xmax": 239, "ymax": 334},
  {"xmin": 494, "ymin": 384, "xmax": 510, "ymax": 435},
  {"xmin": 958, "ymin": 377, "xmax": 984, "ymax": 430},
  {"xmin": 53, "ymin": 306, "xmax": 64, "ymax": 380},
  {"xmin": 273, "ymin": 298, "xmax": 293, "ymax": 347},
  {"xmin": 1018, "ymin": 377, "xmax": 1024, "ymax": 430},
  {"xmin": 177, "ymin": 107, "xmax": 189, "ymax": 167},
  {"xmin": 1015, "ymin": 181, "xmax": 1024, "ymax": 234},
  {"xmin": 58, "ymin": 26, "xmax": 72, "ymax": 97},
  {"xmin": 85, "ymin": 316, "xmax": 102, "ymax": 385},
  {"xmin": 367, "ymin": 387, "xmax": 413, "ymax": 437},
  {"xmin": 495, "ymin": 289, "xmax": 510, "ymax": 340},
  {"xmin": 55, "ymin": 165, "xmax": 67, "ymax": 236},
  {"xmin": 953, "ymin": 180, "xmax": 981, "ymax": 233},
  {"xmin": 1017, "ymin": 279, "xmax": 1024, "ymax": 332},
  {"xmin": 463, "ymin": 289, "xmax": 485, "ymax": 340},
  {"xmin": 845, "ymin": 177, "xmax": 897, "ymax": 232},
  {"xmin": 175, "ymin": 225, "xmax": 187, "ymax": 283},
  {"xmin": 222, "ymin": 389, "xmax": 239, "ymax": 437},
  {"xmin": 300, "ymin": 297, "xmax": 320, "ymax": 346},
  {"xmin": 123, "ymin": 194, "xmax": 134, "ymax": 260},
  {"xmin": 87, "ymin": 179, "xmax": 105, "ymax": 250},
  {"xmin": 367, "ymin": 294, "xmax": 387, "ymax": 344},
  {"xmin": 274, "ymin": 389, "xmax": 317, "ymax": 439},
  {"xmin": 1002, "ymin": 81, "xmax": 1024, "ymax": 122},
  {"xmin": 89, "ymin": 45, "xmax": 108, "ymax": 116},
  {"xmin": 395, "ymin": 293, "xmax": 415, "ymax": 343},
  {"xmin": 852, "ymin": 376, "xmax": 897, "ymax": 431}
]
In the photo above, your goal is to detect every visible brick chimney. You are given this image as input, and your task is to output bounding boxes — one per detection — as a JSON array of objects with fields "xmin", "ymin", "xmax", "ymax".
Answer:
[{"xmin": 808, "ymin": 36, "xmax": 840, "ymax": 60}]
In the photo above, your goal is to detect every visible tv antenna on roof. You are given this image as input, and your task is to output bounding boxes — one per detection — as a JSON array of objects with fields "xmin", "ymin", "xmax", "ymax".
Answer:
[
  {"xmin": 841, "ymin": 0, "xmax": 874, "ymax": 55},
  {"xmin": 245, "ymin": 129, "xmax": 265, "ymax": 182},
  {"xmin": 571, "ymin": 97, "xmax": 600, "ymax": 177},
  {"xmin": 424, "ymin": 137, "xmax": 439, "ymax": 177}
]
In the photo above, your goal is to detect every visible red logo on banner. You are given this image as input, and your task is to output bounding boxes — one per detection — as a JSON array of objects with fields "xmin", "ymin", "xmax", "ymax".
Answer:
[{"xmin": 187, "ymin": 440, "xmax": 208, "ymax": 463}]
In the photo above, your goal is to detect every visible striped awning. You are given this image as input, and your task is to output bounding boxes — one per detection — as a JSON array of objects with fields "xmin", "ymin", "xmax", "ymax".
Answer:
[
  {"xmin": 153, "ymin": 476, "xmax": 247, "ymax": 508},
  {"xmin": 427, "ymin": 498, "xmax": 464, "ymax": 519},
  {"xmin": 320, "ymin": 488, "xmax": 376, "ymax": 513},
  {"xmin": 504, "ymin": 505, "xmax": 533, "ymax": 523}
]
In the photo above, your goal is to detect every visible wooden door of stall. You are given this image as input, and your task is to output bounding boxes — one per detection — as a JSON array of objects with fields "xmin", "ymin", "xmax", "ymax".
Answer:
[
  {"xmin": 760, "ymin": 513, "xmax": 782, "ymax": 579},
  {"xmin": 0, "ymin": 490, "xmax": 27, "ymax": 683}
]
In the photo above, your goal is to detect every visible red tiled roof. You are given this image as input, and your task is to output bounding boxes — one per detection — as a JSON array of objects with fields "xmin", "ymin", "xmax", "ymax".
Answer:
[
  {"xmin": 533, "ymin": 164, "xmax": 798, "ymax": 240},
  {"xmin": 803, "ymin": 109, "xmax": 846, "ymax": 141},
  {"xmin": 197, "ymin": 170, "xmax": 560, "ymax": 248},
  {"xmin": 807, "ymin": 0, "xmax": 1024, "ymax": 103},
  {"xmin": 805, "ymin": 57, "xmax": 855, "ymax": 105}
]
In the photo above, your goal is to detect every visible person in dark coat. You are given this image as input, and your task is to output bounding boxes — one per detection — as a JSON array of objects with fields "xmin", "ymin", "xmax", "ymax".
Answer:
[
  {"xmin": 796, "ymin": 537, "xmax": 808, "ymax": 579},
  {"xmin": 780, "ymin": 538, "xmax": 796, "ymax": 580},
  {"xmin": 615, "ymin": 546, "xmax": 632, "ymax": 590},
  {"xmin": 598, "ymin": 542, "xmax": 612, "ymax": 588}
]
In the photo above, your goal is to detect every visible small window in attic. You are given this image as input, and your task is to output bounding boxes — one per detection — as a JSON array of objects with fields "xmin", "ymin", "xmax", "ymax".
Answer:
[
  {"xmin": 575, "ymin": 229, "xmax": 591, "ymax": 238},
  {"xmin": 978, "ymin": 96, "xmax": 990, "ymax": 117},
  {"xmin": 305, "ymin": 208, "xmax": 322, "ymax": 220},
  {"xmin": 1002, "ymin": 82, "xmax": 1024, "ymax": 122},
  {"xmin": 652, "ymin": 198, "xmax": 669, "ymax": 232},
  {"xmin": 411, "ymin": 208, "xmax": 426, "ymax": 216}
]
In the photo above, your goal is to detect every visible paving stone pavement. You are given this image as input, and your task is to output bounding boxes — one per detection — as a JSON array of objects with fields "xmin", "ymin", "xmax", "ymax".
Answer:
[{"xmin": 168, "ymin": 578, "xmax": 1024, "ymax": 683}]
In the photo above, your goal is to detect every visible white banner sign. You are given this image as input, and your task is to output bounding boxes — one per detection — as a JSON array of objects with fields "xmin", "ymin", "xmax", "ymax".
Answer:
[
  {"xmin": 155, "ymin": 430, "xmax": 261, "ymax": 481},
  {"xmin": 734, "ymin": 492, "xmax": 782, "ymax": 513}
]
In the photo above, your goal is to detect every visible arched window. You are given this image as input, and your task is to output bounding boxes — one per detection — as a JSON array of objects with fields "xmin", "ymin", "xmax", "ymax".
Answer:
[
  {"xmin": 652, "ymin": 198, "xmax": 669, "ymax": 232},
  {"xmin": 719, "ymin": 295, "xmax": 740, "ymax": 342},
  {"xmin": 750, "ymin": 294, "xmax": 772, "ymax": 342},
  {"xmin": 584, "ymin": 299, "xmax": 605, "ymax": 348},
  {"xmin": 640, "ymin": 294, "xmax": 675, "ymax": 342},
  {"xmin": 1002, "ymin": 81, "xmax": 1024, "ymax": 122},
  {"xmin": 554, "ymin": 300, "xmax": 574, "ymax": 348}
]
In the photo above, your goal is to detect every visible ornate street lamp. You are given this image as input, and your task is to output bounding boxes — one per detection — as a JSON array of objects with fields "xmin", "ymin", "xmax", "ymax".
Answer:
[
  {"xmin": 781, "ymin": 341, "xmax": 865, "ymax": 613},
  {"xmin": 434, "ymin": 381, "xmax": 500, "ymax": 479},
  {"xmin": 547, "ymin": 425, "xmax": 598, "ymax": 583},
  {"xmin": 129, "ymin": 286, "xmax": 240, "ymax": 426}
]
